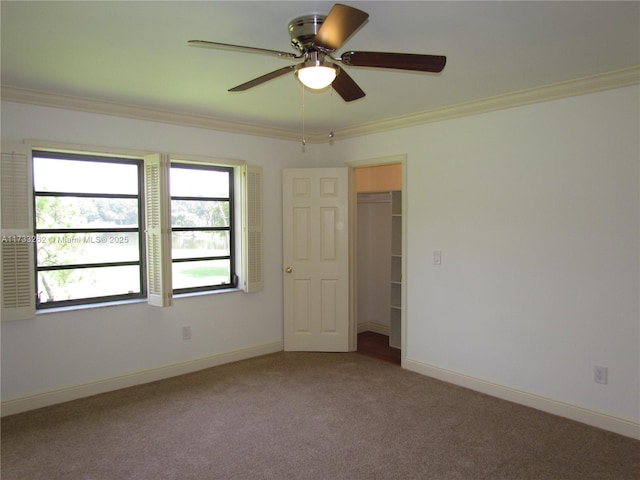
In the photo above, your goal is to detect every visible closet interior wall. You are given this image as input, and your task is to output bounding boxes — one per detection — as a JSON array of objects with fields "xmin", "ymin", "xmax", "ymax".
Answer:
[{"xmin": 354, "ymin": 163, "xmax": 402, "ymax": 347}]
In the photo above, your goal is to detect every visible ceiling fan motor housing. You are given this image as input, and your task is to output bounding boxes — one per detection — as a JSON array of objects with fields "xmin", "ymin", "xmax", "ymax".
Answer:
[{"xmin": 289, "ymin": 14, "xmax": 327, "ymax": 51}]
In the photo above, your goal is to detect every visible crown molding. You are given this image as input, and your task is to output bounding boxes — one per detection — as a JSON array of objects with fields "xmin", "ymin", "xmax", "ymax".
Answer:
[
  {"xmin": 2, "ymin": 66, "xmax": 638, "ymax": 144},
  {"xmin": 0, "ymin": 86, "xmax": 302, "ymax": 142},
  {"xmin": 337, "ymin": 66, "xmax": 640, "ymax": 140}
]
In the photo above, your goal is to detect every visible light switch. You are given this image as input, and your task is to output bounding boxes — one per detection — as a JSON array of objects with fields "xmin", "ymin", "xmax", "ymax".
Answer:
[{"xmin": 433, "ymin": 250, "xmax": 442, "ymax": 265}]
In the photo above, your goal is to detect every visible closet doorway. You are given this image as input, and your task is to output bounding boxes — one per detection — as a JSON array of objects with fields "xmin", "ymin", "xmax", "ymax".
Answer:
[{"xmin": 353, "ymin": 162, "xmax": 403, "ymax": 365}]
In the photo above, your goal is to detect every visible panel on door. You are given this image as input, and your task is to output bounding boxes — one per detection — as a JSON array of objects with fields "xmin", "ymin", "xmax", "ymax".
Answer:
[{"xmin": 283, "ymin": 168, "xmax": 349, "ymax": 351}]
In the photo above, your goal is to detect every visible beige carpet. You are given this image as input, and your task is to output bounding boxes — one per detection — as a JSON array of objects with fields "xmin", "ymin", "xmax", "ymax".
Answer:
[{"xmin": 2, "ymin": 352, "xmax": 639, "ymax": 479}]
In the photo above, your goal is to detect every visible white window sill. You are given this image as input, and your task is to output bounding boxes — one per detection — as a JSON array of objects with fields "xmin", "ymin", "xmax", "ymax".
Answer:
[{"xmin": 35, "ymin": 288, "xmax": 244, "ymax": 315}]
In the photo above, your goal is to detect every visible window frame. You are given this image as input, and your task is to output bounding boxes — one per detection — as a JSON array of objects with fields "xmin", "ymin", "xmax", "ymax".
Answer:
[
  {"xmin": 32, "ymin": 150, "xmax": 146, "ymax": 309},
  {"xmin": 170, "ymin": 162, "xmax": 236, "ymax": 294},
  {"xmin": 1, "ymin": 141, "xmax": 263, "ymax": 319}
]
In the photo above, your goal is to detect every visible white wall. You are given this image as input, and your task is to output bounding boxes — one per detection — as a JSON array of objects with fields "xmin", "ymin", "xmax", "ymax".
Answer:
[
  {"xmin": 323, "ymin": 86, "xmax": 640, "ymax": 425},
  {"xmin": 2, "ymin": 86, "xmax": 639, "ymax": 435},
  {"xmin": 0, "ymin": 101, "xmax": 315, "ymax": 405},
  {"xmin": 357, "ymin": 193, "xmax": 392, "ymax": 330}
]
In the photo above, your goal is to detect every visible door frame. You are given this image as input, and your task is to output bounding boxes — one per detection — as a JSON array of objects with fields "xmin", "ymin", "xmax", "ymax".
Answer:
[{"xmin": 345, "ymin": 154, "xmax": 408, "ymax": 365}]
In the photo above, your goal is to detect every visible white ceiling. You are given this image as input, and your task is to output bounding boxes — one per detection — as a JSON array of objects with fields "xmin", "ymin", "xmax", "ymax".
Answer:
[{"xmin": 2, "ymin": 1, "xmax": 639, "ymax": 138}]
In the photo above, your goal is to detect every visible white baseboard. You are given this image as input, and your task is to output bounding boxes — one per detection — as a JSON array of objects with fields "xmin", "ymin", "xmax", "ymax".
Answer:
[
  {"xmin": 1, "ymin": 341, "xmax": 283, "ymax": 417},
  {"xmin": 403, "ymin": 357, "xmax": 640, "ymax": 440},
  {"xmin": 5, "ymin": 344, "xmax": 637, "ymax": 440},
  {"xmin": 357, "ymin": 321, "xmax": 390, "ymax": 336}
]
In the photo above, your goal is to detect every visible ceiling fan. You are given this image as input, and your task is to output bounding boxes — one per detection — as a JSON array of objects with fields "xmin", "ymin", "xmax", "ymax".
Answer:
[{"xmin": 188, "ymin": 3, "xmax": 446, "ymax": 102}]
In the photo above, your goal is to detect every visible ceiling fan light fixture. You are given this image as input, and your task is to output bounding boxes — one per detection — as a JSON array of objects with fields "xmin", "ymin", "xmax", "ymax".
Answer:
[{"xmin": 296, "ymin": 65, "xmax": 337, "ymax": 89}]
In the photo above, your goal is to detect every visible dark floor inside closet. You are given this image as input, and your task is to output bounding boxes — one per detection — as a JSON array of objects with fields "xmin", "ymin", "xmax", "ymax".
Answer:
[{"xmin": 356, "ymin": 331, "xmax": 401, "ymax": 365}]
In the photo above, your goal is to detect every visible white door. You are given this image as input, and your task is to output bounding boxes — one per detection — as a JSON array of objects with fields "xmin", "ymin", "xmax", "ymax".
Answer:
[{"xmin": 283, "ymin": 168, "xmax": 349, "ymax": 351}]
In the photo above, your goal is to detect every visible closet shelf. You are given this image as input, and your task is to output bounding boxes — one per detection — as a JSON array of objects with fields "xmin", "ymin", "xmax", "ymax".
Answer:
[{"xmin": 389, "ymin": 190, "xmax": 402, "ymax": 350}]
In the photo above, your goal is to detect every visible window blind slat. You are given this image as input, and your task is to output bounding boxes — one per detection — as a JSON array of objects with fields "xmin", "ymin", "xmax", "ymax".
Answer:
[
  {"xmin": 143, "ymin": 153, "xmax": 172, "ymax": 307},
  {"xmin": 1, "ymin": 145, "xmax": 36, "ymax": 320},
  {"xmin": 243, "ymin": 165, "xmax": 263, "ymax": 293}
]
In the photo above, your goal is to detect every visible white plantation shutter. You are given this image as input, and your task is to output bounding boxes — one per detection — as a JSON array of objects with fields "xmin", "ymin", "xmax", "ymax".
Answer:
[
  {"xmin": 143, "ymin": 153, "xmax": 172, "ymax": 307},
  {"xmin": 243, "ymin": 164, "xmax": 263, "ymax": 292},
  {"xmin": 1, "ymin": 144, "xmax": 36, "ymax": 320}
]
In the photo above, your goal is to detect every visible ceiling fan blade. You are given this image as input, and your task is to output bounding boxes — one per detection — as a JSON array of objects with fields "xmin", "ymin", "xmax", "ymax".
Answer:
[
  {"xmin": 188, "ymin": 40, "xmax": 299, "ymax": 59},
  {"xmin": 332, "ymin": 66, "xmax": 365, "ymax": 102},
  {"xmin": 228, "ymin": 65, "xmax": 297, "ymax": 92},
  {"xmin": 313, "ymin": 4, "xmax": 369, "ymax": 51},
  {"xmin": 340, "ymin": 51, "xmax": 446, "ymax": 73}
]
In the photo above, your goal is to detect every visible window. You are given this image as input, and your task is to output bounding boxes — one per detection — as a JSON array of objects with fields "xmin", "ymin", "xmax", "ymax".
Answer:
[
  {"xmin": 32, "ymin": 151, "xmax": 145, "ymax": 308},
  {"xmin": 170, "ymin": 163, "xmax": 235, "ymax": 292},
  {"xmin": 1, "ymin": 143, "xmax": 263, "ymax": 319}
]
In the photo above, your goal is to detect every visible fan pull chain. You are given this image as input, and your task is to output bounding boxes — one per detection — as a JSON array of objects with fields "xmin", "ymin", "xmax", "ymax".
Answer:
[
  {"xmin": 301, "ymin": 85, "xmax": 306, "ymax": 152},
  {"xmin": 328, "ymin": 90, "xmax": 335, "ymax": 145}
]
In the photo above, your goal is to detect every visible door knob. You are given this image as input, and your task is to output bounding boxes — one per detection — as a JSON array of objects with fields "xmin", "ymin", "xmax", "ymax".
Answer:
[{"xmin": 285, "ymin": 266, "xmax": 293, "ymax": 273}]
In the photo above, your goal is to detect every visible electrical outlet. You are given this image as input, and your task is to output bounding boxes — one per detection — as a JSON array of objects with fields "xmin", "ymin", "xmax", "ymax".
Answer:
[
  {"xmin": 594, "ymin": 366, "xmax": 607, "ymax": 385},
  {"xmin": 182, "ymin": 325, "xmax": 191, "ymax": 341}
]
